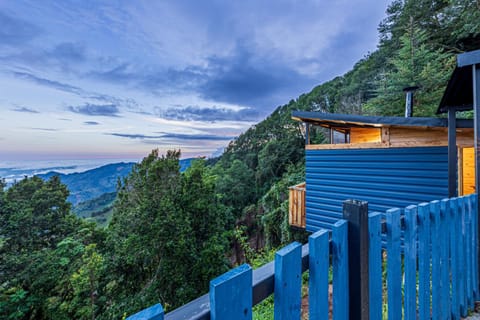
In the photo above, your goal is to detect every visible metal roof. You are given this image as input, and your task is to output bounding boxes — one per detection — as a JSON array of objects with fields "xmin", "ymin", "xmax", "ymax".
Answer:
[
  {"xmin": 292, "ymin": 111, "xmax": 450, "ymax": 128},
  {"xmin": 437, "ymin": 49, "xmax": 480, "ymax": 114}
]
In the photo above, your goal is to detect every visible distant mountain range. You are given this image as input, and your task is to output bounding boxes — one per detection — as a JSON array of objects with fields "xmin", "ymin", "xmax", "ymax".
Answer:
[
  {"xmin": 38, "ymin": 162, "xmax": 135, "ymax": 205},
  {"xmin": 37, "ymin": 158, "xmax": 195, "ymax": 206}
]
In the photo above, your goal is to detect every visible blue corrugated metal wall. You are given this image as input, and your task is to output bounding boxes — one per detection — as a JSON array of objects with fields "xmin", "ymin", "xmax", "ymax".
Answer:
[{"xmin": 305, "ymin": 146, "xmax": 449, "ymax": 232}]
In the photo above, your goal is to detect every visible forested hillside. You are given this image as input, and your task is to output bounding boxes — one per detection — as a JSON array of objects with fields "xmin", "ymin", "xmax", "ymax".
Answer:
[{"xmin": 1, "ymin": 1, "xmax": 479, "ymax": 319}]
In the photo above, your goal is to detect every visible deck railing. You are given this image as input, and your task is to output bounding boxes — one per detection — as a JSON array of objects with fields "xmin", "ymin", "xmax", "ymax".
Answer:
[
  {"xmin": 127, "ymin": 194, "xmax": 478, "ymax": 320},
  {"xmin": 289, "ymin": 182, "xmax": 306, "ymax": 228}
]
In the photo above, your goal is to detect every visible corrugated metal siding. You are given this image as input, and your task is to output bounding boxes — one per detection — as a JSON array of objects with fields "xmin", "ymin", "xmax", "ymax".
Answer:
[{"xmin": 305, "ymin": 146, "xmax": 449, "ymax": 232}]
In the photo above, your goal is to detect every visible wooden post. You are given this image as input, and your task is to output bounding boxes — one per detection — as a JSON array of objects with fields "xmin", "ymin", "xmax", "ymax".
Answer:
[
  {"xmin": 342, "ymin": 200, "xmax": 369, "ymax": 320},
  {"xmin": 474, "ymin": 62, "xmax": 480, "ymax": 297},
  {"xmin": 306, "ymin": 123, "xmax": 310, "ymax": 145},
  {"xmin": 448, "ymin": 107, "xmax": 457, "ymax": 197}
]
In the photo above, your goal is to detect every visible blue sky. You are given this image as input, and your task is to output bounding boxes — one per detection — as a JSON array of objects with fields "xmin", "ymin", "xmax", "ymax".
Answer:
[{"xmin": 0, "ymin": 0, "xmax": 390, "ymax": 160}]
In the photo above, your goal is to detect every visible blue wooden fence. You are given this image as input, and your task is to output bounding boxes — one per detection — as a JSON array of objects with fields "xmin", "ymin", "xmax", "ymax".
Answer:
[{"xmin": 127, "ymin": 194, "xmax": 478, "ymax": 320}]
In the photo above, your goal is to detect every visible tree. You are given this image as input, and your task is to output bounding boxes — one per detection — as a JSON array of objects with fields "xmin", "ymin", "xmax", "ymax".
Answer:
[
  {"xmin": 104, "ymin": 150, "xmax": 230, "ymax": 317},
  {"xmin": 365, "ymin": 20, "xmax": 454, "ymax": 116},
  {"xmin": 0, "ymin": 176, "xmax": 104, "ymax": 320}
]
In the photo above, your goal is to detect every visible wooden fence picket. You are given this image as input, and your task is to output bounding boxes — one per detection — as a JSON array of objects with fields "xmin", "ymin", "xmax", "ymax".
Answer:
[
  {"xmin": 404, "ymin": 205, "xmax": 417, "ymax": 320},
  {"xmin": 210, "ymin": 264, "xmax": 252, "ymax": 320},
  {"xmin": 466, "ymin": 195, "xmax": 474, "ymax": 309},
  {"xmin": 368, "ymin": 212, "xmax": 382, "ymax": 320},
  {"xmin": 274, "ymin": 242, "xmax": 302, "ymax": 320},
  {"xmin": 308, "ymin": 230, "xmax": 329, "ymax": 320},
  {"xmin": 440, "ymin": 199, "xmax": 451, "ymax": 319},
  {"xmin": 450, "ymin": 198, "xmax": 460, "ymax": 319},
  {"xmin": 458, "ymin": 197, "xmax": 467, "ymax": 316},
  {"xmin": 126, "ymin": 304, "xmax": 164, "ymax": 320},
  {"xmin": 431, "ymin": 200, "xmax": 441, "ymax": 319},
  {"xmin": 332, "ymin": 220, "xmax": 348, "ymax": 320},
  {"xmin": 386, "ymin": 208, "xmax": 401, "ymax": 320},
  {"xmin": 418, "ymin": 202, "xmax": 431, "ymax": 320}
]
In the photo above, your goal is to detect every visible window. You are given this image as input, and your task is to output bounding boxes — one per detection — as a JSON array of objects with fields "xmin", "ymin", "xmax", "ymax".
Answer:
[{"xmin": 331, "ymin": 128, "xmax": 350, "ymax": 144}]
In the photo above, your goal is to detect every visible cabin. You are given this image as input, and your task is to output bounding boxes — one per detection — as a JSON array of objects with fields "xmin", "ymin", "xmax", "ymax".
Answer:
[{"xmin": 289, "ymin": 49, "xmax": 480, "ymax": 232}]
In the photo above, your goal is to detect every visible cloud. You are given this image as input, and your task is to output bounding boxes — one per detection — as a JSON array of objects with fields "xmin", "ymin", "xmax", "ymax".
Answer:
[
  {"xmin": 107, "ymin": 133, "xmax": 161, "ymax": 139},
  {"xmin": 84, "ymin": 121, "xmax": 100, "ymax": 125},
  {"xmin": 12, "ymin": 106, "xmax": 39, "ymax": 113},
  {"xmin": 30, "ymin": 127, "xmax": 58, "ymax": 132},
  {"xmin": 107, "ymin": 132, "xmax": 233, "ymax": 141},
  {"xmin": 159, "ymin": 132, "xmax": 234, "ymax": 141},
  {"xmin": 11, "ymin": 71, "xmax": 140, "ymax": 111},
  {"xmin": 160, "ymin": 105, "xmax": 259, "ymax": 122},
  {"xmin": 0, "ymin": 12, "xmax": 41, "ymax": 46},
  {"xmin": 12, "ymin": 71, "xmax": 83, "ymax": 95},
  {"xmin": 198, "ymin": 43, "xmax": 314, "ymax": 109},
  {"xmin": 69, "ymin": 104, "xmax": 120, "ymax": 117}
]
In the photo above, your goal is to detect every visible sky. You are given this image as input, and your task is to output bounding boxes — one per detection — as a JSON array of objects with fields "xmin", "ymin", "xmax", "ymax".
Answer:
[{"xmin": 0, "ymin": 0, "xmax": 390, "ymax": 161}]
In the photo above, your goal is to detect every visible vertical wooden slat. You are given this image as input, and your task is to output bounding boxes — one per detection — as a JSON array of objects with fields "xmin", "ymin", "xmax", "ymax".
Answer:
[
  {"xmin": 440, "ymin": 199, "xmax": 451, "ymax": 319},
  {"xmin": 332, "ymin": 219, "xmax": 349, "ymax": 320},
  {"xmin": 418, "ymin": 202, "xmax": 431, "ymax": 320},
  {"xmin": 210, "ymin": 264, "xmax": 252, "ymax": 320},
  {"xmin": 431, "ymin": 200, "xmax": 441, "ymax": 319},
  {"xmin": 126, "ymin": 304, "xmax": 164, "ymax": 320},
  {"xmin": 450, "ymin": 198, "xmax": 460, "ymax": 319},
  {"xmin": 289, "ymin": 188, "xmax": 294, "ymax": 226},
  {"xmin": 309, "ymin": 229, "xmax": 329, "ymax": 320},
  {"xmin": 458, "ymin": 197, "xmax": 467, "ymax": 317},
  {"xmin": 466, "ymin": 195, "xmax": 474, "ymax": 309},
  {"xmin": 404, "ymin": 205, "xmax": 418, "ymax": 320},
  {"xmin": 274, "ymin": 242, "xmax": 302, "ymax": 320},
  {"xmin": 301, "ymin": 186, "xmax": 306, "ymax": 228},
  {"xmin": 469, "ymin": 194, "xmax": 480, "ymax": 300},
  {"xmin": 386, "ymin": 208, "xmax": 401, "ymax": 320},
  {"xmin": 368, "ymin": 212, "xmax": 382, "ymax": 320}
]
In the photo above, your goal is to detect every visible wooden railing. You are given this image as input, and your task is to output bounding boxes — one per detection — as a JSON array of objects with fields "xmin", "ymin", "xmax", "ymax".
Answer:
[
  {"xmin": 127, "ymin": 194, "xmax": 478, "ymax": 320},
  {"xmin": 289, "ymin": 182, "xmax": 306, "ymax": 228}
]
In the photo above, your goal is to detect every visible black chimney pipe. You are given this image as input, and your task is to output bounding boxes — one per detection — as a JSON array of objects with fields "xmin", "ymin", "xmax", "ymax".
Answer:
[{"xmin": 403, "ymin": 86, "xmax": 419, "ymax": 117}]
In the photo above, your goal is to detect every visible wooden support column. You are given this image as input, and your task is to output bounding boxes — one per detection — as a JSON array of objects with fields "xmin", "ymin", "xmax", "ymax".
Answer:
[
  {"xmin": 343, "ymin": 200, "xmax": 369, "ymax": 320},
  {"xmin": 474, "ymin": 63, "xmax": 480, "ymax": 295},
  {"xmin": 449, "ymin": 107, "xmax": 457, "ymax": 197},
  {"xmin": 305, "ymin": 123, "xmax": 310, "ymax": 145}
]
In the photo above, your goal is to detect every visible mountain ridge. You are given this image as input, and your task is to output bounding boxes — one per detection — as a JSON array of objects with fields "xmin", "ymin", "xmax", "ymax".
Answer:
[{"xmin": 37, "ymin": 158, "xmax": 195, "ymax": 206}]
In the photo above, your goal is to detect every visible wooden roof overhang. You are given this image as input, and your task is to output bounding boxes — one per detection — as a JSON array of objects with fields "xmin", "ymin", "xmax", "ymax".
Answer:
[{"xmin": 291, "ymin": 111, "xmax": 472, "ymax": 130}]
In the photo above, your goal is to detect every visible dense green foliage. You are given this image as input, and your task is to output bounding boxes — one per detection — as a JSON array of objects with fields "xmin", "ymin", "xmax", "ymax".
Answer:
[
  {"xmin": 0, "ymin": 176, "xmax": 106, "ymax": 319},
  {"xmin": 1, "ymin": 1, "xmax": 479, "ymax": 319},
  {"xmin": 103, "ymin": 150, "xmax": 231, "ymax": 315}
]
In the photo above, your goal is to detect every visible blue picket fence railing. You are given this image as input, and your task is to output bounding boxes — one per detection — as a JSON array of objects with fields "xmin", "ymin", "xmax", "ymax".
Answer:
[
  {"xmin": 370, "ymin": 194, "xmax": 478, "ymax": 320},
  {"xmin": 127, "ymin": 194, "xmax": 478, "ymax": 320}
]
